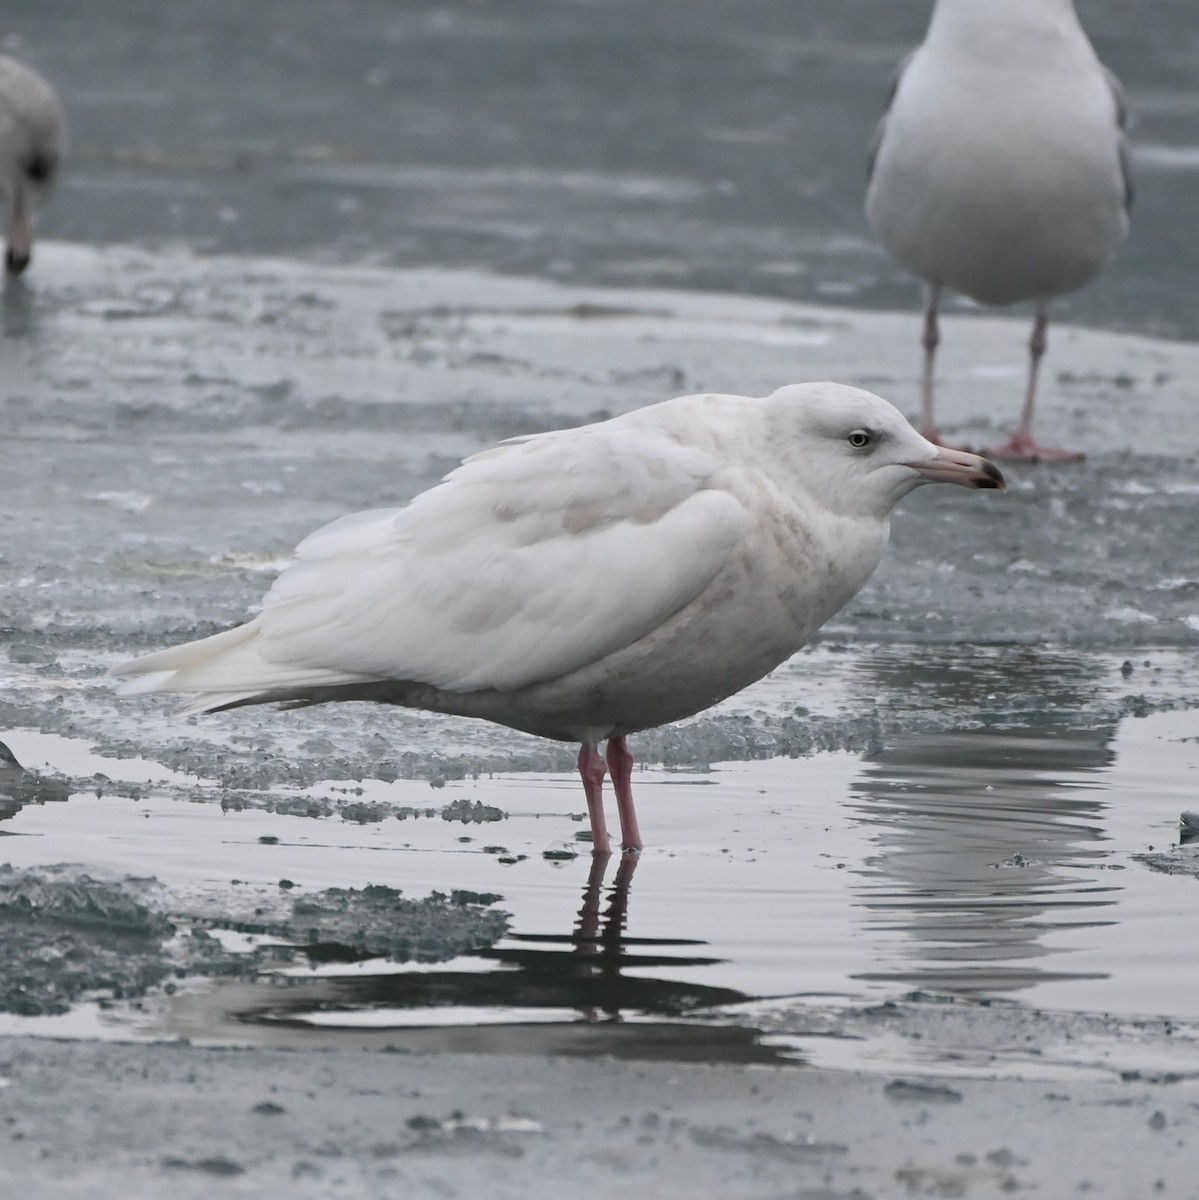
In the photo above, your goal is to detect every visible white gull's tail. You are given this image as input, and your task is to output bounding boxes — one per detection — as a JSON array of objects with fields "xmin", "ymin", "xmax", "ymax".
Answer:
[{"xmin": 111, "ymin": 621, "xmax": 372, "ymax": 714}]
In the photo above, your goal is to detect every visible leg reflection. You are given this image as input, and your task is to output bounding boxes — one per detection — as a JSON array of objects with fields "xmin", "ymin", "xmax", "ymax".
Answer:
[{"xmin": 573, "ymin": 850, "xmax": 639, "ymax": 1021}]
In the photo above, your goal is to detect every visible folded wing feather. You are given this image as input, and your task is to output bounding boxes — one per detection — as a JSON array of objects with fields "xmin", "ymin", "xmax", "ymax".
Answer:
[{"xmin": 115, "ymin": 419, "xmax": 752, "ymax": 702}]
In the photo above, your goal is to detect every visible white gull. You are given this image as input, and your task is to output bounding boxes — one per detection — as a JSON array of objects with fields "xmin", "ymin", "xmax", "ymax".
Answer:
[
  {"xmin": 0, "ymin": 56, "xmax": 65, "ymax": 274},
  {"xmin": 113, "ymin": 382, "xmax": 1003, "ymax": 853},
  {"xmin": 866, "ymin": 0, "xmax": 1131, "ymax": 461}
]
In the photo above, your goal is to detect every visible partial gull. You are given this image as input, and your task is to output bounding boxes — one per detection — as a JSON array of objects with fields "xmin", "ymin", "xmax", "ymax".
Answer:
[
  {"xmin": 0, "ymin": 56, "xmax": 65, "ymax": 274},
  {"xmin": 866, "ymin": 0, "xmax": 1131, "ymax": 461},
  {"xmin": 114, "ymin": 383, "xmax": 1003, "ymax": 853}
]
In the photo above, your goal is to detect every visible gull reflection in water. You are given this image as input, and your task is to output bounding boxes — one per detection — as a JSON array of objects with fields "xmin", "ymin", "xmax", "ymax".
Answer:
[
  {"xmin": 484, "ymin": 851, "xmax": 647, "ymax": 1024},
  {"xmin": 213, "ymin": 851, "xmax": 789, "ymax": 1063},
  {"xmin": 848, "ymin": 724, "xmax": 1119, "ymax": 996}
]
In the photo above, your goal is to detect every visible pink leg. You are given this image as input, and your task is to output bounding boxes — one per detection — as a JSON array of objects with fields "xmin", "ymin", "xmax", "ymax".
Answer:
[
  {"xmin": 605, "ymin": 736, "xmax": 643, "ymax": 853},
  {"xmin": 919, "ymin": 283, "xmax": 942, "ymax": 443},
  {"xmin": 984, "ymin": 305, "xmax": 1084, "ymax": 463},
  {"xmin": 578, "ymin": 741, "xmax": 612, "ymax": 855}
]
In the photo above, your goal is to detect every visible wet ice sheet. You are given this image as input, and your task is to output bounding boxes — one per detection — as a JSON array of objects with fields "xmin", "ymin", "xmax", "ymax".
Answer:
[
  {"xmin": 5, "ymin": 247, "xmax": 1199, "ymax": 841},
  {"xmin": 3, "ymin": 698, "xmax": 1199, "ymax": 1078},
  {"xmin": 5, "ymin": 245, "xmax": 1199, "ymax": 759}
]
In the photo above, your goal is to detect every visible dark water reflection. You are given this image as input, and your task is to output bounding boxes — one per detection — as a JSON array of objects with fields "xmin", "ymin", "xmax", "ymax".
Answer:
[
  {"xmin": 477, "ymin": 854, "xmax": 738, "ymax": 1021},
  {"xmin": 848, "ymin": 726, "xmax": 1120, "ymax": 995},
  {"xmin": 232, "ymin": 851, "xmax": 791, "ymax": 1063}
]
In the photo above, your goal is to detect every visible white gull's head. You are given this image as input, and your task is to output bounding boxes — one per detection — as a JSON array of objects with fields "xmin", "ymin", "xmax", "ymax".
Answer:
[{"xmin": 761, "ymin": 382, "xmax": 1004, "ymax": 519}]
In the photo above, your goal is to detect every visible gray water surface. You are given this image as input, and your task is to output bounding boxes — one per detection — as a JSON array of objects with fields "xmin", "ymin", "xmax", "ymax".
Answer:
[{"xmin": 9, "ymin": 0, "xmax": 1199, "ymax": 336}]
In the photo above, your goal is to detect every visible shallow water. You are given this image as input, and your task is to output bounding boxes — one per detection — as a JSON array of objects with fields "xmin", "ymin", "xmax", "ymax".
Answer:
[
  {"xmin": 2, "ymin": 678, "xmax": 1197, "ymax": 1073},
  {"xmin": 1, "ymin": 245, "xmax": 1198, "ymax": 1073}
]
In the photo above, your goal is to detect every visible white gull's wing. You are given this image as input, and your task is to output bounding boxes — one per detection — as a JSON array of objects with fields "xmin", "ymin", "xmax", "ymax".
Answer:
[{"xmin": 250, "ymin": 422, "xmax": 751, "ymax": 693}]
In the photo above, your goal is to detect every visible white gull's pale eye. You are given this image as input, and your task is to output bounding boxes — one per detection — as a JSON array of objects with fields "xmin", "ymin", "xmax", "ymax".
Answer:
[{"xmin": 847, "ymin": 429, "xmax": 873, "ymax": 450}]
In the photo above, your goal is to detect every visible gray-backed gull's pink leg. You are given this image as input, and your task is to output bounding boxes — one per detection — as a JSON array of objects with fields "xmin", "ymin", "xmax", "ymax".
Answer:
[
  {"xmin": 919, "ymin": 283, "xmax": 943, "ymax": 443},
  {"xmin": 5, "ymin": 183, "xmax": 31, "ymax": 274},
  {"xmin": 605, "ymin": 735, "xmax": 642, "ymax": 852},
  {"xmin": 578, "ymin": 741, "xmax": 612, "ymax": 855},
  {"xmin": 918, "ymin": 285, "xmax": 971, "ymax": 451},
  {"xmin": 986, "ymin": 304, "xmax": 1084, "ymax": 462}
]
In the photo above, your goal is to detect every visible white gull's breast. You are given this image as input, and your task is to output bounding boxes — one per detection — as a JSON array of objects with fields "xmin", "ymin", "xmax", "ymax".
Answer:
[{"xmin": 866, "ymin": 7, "xmax": 1129, "ymax": 305}]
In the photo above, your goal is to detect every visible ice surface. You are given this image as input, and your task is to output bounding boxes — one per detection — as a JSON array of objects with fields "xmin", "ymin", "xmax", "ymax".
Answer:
[
  {"xmin": 3, "ymin": 247, "xmax": 1199, "ymax": 1064},
  {"xmin": 3, "ymin": 246, "xmax": 1199, "ymax": 787},
  {"xmin": 0, "ymin": 866, "xmax": 173, "ymax": 1015},
  {"xmin": 0, "ymin": 857, "xmax": 510, "ymax": 1017}
]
